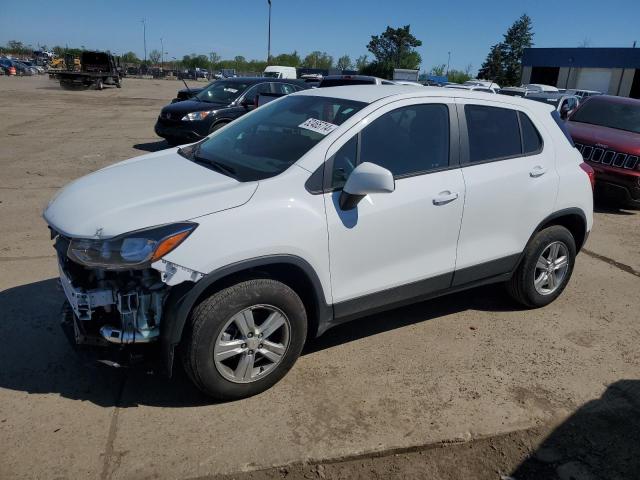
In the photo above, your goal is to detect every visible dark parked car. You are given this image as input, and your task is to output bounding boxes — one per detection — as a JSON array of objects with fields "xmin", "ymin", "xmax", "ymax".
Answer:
[
  {"xmin": 0, "ymin": 58, "xmax": 16, "ymax": 75},
  {"xmin": 567, "ymin": 96, "xmax": 640, "ymax": 208},
  {"xmin": 4, "ymin": 60, "xmax": 33, "ymax": 76},
  {"xmin": 318, "ymin": 75, "xmax": 395, "ymax": 87},
  {"xmin": 155, "ymin": 78, "xmax": 308, "ymax": 145}
]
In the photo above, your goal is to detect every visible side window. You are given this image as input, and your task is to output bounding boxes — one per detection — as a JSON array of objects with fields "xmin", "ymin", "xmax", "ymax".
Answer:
[
  {"xmin": 465, "ymin": 105, "xmax": 521, "ymax": 162},
  {"xmin": 243, "ymin": 83, "xmax": 272, "ymax": 104},
  {"xmin": 360, "ymin": 104, "xmax": 450, "ymax": 177},
  {"xmin": 275, "ymin": 83, "xmax": 297, "ymax": 95},
  {"xmin": 518, "ymin": 112, "xmax": 543, "ymax": 154},
  {"xmin": 330, "ymin": 136, "xmax": 358, "ymax": 189}
]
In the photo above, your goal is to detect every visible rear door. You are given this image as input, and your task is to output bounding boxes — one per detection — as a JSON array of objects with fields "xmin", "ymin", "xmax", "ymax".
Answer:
[{"xmin": 453, "ymin": 99, "xmax": 559, "ymax": 285}]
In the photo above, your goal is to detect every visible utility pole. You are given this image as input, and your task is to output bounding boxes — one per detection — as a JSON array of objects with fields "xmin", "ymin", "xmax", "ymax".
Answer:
[
  {"xmin": 267, "ymin": 0, "xmax": 272, "ymax": 64},
  {"xmin": 141, "ymin": 19, "xmax": 147, "ymax": 64},
  {"xmin": 160, "ymin": 37, "xmax": 164, "ymax": 70}
]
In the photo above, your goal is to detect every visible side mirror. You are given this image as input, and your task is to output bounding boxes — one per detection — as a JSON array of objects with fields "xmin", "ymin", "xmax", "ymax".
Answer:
[
  {"xmin": 560, "ymin": 104, "xmax": 570, "ymax": 119},
  {"xmin": 339, "ymin": 162, "xmax": 395, "ymax": 210}
]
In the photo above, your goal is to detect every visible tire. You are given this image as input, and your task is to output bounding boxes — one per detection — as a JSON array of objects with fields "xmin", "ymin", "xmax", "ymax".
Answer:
[
  {"xmin": 209, "ymin": 121, "xmax": 229, "ymax": 134},
  {"xmin": 95, "ymin": 78, "xmax": 103, "ymax": 90},
  {"xmin": 507, "ymin": 225, "xmax": 576, "ymax": 308},
  {"xmin": 181, "ymin": 279, "xmax": 307, "ymax": 400}
]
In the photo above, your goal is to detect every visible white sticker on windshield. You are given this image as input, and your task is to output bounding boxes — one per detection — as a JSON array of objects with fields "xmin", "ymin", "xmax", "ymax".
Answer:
[
  {"xmin": 224, "ymin": 88, "xmax": 238, "ymax": 93},
  {"xmin": 298, "ymin": 118, "xmax": 339, "ymax": 135}
]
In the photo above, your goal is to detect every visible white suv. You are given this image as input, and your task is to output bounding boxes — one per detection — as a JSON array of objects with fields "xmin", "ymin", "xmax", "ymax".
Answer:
[{"xmin": 44, "ymin": 86, "xmax": 594, "ymax": 400}]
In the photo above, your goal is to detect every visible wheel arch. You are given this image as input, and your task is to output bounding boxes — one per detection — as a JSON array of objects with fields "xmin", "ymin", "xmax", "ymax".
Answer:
[
  {"xmin": 161, "ymin": 255, "xmax": 332, "ymax": 376},
  {"xmin": 535, "ymin": 208, "xmax": 588, "ymax": 252}
]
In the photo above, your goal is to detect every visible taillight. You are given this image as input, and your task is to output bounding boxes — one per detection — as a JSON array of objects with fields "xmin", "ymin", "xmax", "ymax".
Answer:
[
  {"xmin": 580, "ymin": 162, "xmax": 595, "ymax": 190},
  {"xmin": 9, "ymin": 67, "xmax": 16, "ymax": 75}
]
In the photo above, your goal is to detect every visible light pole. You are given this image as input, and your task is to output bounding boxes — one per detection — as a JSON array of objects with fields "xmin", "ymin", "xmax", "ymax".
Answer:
[
  {"xmin": 446, "ymin": 51, "xmax": 451, "ymax": 77},
  {"xmin": 267, "ymin": 0, "xmax": 272, "ymax": 64},
  {"xmin": 141, "ymin": 19, "xmax": 147, "ymax": 65},
  {"xmin": 160, "ymin": 37, "xmax": 164, "ymax": 70}
]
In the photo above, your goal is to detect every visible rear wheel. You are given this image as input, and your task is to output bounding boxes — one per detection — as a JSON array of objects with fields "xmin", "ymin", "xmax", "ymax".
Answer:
[
  {"xmin": 181, "ymin": 279, "xmax": 307, "ymax": 400},
  {"xmin": 94, "ymin": 78, "xmax": 103, "ymax": 90},
  {"xmin": 507, "ymin": 225, "xmax": 576, "ymax": 308}
]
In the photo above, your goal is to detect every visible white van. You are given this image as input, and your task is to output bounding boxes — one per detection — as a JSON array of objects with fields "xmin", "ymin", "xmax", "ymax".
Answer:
[{"xmin": 263, "ymin": 65, "xmax": 297, "ymax": 79}]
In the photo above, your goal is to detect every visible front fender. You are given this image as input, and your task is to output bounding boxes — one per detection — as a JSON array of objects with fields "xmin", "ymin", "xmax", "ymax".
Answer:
[{"xmin": 160, "ymin": 254, "xmax": 332, "ymax": 376}]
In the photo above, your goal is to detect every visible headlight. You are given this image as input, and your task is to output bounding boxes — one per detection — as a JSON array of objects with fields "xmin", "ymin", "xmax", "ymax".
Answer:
[
  {"xmin": 67, "ymin": 222, "xmax": 197, "ymax": 270},
  {"xmin": 181, "ymin": 110, "xmax": 216, "ymax": 121}
]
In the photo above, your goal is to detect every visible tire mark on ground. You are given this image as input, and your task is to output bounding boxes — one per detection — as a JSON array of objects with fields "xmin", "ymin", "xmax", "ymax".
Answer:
[{"xmin": 582, "ymin": 248, "xmax": 640, "ymax": 278}]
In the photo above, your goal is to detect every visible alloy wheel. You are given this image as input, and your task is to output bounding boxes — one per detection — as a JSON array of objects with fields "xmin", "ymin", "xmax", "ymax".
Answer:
[
  {"xmin": 213, "ymin": 304, "xmax": 291, "ymax": 383},
  {"xmin": 534, "ymin": 241, "xmax": 569, "ymax": 295}
]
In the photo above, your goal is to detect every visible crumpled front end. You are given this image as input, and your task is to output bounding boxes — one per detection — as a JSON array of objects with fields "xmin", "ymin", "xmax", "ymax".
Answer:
[{"xmin": 53, "ymin": 232, "xmax": 197, "ymax": 368}]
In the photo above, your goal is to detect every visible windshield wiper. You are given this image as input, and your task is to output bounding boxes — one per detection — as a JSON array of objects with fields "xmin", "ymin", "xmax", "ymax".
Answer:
[
  {"xmin": 193, "ymin": 156, "xmax": 237, "ymax": 177},
  {"xmin": 190, "ymin": 144, "xmax": 236, "ymax": 177}
]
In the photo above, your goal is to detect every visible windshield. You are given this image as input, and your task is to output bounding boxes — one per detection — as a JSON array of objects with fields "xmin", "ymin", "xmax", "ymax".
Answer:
[
  {"xmin": 570, "ymin": 99, "xmax": 640, "ymax": 134},
  {"xmin": 183, "ymin": 95, "xmax": 366, "ymax": 181},
  {"xmin": 195, "ymin": 80, "xmax": 251, "ymax": 103}
]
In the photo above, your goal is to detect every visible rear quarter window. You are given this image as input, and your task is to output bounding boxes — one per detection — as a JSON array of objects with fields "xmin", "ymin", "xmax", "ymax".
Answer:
[{"xmin": 465, "ymin": 105, "xmax": 521, "ymax": 162}]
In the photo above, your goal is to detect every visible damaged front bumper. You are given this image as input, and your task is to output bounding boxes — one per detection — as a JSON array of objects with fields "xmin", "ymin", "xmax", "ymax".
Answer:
[{"xmin": 53, "ymin": 233, "xmax": 203, "ymax": 369}]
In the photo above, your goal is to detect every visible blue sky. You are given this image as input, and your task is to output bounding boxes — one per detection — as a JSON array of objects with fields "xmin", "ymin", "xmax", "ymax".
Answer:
[{"xmin": 1, "ymin": 0, "xmax": 639, "ymax": 72}]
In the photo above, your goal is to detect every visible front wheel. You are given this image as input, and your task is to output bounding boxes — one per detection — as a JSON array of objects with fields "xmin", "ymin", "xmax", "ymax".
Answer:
[
  {"xmin": 181, "ymin": 279, "xmax": 307, "ymax": 400},
  {"xmin": 507, "ymin": 225, "xmax": 576, "ymax": 308}
]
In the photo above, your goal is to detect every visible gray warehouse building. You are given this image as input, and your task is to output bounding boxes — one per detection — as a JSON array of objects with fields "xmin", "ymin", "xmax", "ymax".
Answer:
[{"xmin": 521, "ymin": 47, "xmax": 640, "ymax": 98}]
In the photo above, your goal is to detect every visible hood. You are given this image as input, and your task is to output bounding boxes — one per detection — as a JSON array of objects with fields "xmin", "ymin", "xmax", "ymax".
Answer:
[
  {"xmin": 44, "ymin": 149, "xmax": 257, "ymax": 239},
  {"xmin": 567, "ymin": 121, "xmax": 640, "ymax": 155},
  {"xmin": 162, "ymin": 99, "xmax": 230, "ymax": 116}
]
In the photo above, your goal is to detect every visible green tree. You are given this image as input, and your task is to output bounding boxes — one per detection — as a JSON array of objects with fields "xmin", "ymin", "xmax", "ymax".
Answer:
[
  {"xmin": 501, "ymin": 14, "xmax": 534, "ymax": 85},
  {"xmin": 247, "ymin": 59, "xmax": 267, "ymax": 73},
  {"xmin": 209, "ymin": 51, "xmax": 221, "ymax": 72},
  {"xmin": 302, "ymin": 51, "xmax": 333, "ymax": 69},
  {"xmin": 447, "ymin": 69, "xmax": 472, "ymax": 84},
  {"xmin": 430, "ymin": 64, "xmax": 446, "ymax": 76},
  {"xmin": 182, "ymin": 54, "xmax": 209, "ymax": 69},
  {"xmin": 272, "ymin": 51, "xmax": 301, "ymax": 67},
  {"xmin": 121, "ymin": 51, "xmax": 140, "ymax": 64},
  {"xmin": 149, "ymin": 49, "xmax": 161, "ymax": 65},
  {"xmin": 477, "ymin": 43, "xmax": 504, "ymax": 81},
  {"xmin": 367, "ymin": 25, "xmax": 422, "ymax": 69},
  {"xmin": 355, "ymin": 55, "xmax": 368, "ymax": 71},
  {"xmin": 336, "ymin": 54, "xmax": 352, "ymax": 71}
]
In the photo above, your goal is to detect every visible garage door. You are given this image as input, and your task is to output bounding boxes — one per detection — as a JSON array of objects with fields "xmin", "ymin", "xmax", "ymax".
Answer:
[{"xmin": 576, "ymin": 68, "xmax": 612, "ymax": 93}]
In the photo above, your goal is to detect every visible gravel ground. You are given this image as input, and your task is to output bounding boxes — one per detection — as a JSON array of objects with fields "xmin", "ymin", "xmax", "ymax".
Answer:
[{"xmin": 0, "ymin": 76, "xmax": 638, "ymax": 480}]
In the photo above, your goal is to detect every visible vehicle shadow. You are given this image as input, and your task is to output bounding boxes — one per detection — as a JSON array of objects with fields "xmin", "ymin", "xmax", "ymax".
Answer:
[
  {"xmin": 133, "ymin": 140, "xmax": 173, "ymax": 152},
  {"xmin": 0, "ymin": 278, "xmax": 210, "ymax": 408},
  {"xmin": 593, "ymin": 198, "xmax": 637, "ymax": 215},
  {"xmin": 510, "ymin": 379, "xmax": 640, "ymax": 479},
  {"xmin": 0, "ymin": 277, "xmax": 518, "ymax": 408},
  {"xmin": 304, "ymin": 285, "xmax": 518, "ymax": 355}
]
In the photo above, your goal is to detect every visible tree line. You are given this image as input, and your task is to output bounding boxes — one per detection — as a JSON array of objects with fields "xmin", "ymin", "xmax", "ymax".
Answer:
[{"xmin": 3, "ymin": 17, "xmax": 532, "ymax": 83}]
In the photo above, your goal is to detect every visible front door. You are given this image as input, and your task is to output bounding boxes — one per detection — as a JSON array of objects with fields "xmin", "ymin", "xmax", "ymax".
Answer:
[{"xmin": 323, "ymin": 99, "xmax": 465, "ymax": 319}]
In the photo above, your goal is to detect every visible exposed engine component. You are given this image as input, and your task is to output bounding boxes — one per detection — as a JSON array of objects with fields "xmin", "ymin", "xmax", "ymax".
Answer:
[{"xmin": 55, "ymin": 234, "xmax": 168, "ymax": 345}]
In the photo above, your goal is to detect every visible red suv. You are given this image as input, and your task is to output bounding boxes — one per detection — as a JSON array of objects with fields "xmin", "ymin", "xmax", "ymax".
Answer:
[{"xmin": 566, "ymin": 95, "xmax": 640, "ymax": 208}]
